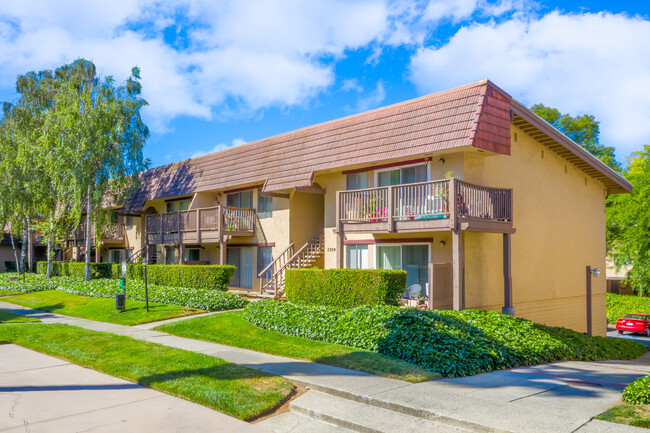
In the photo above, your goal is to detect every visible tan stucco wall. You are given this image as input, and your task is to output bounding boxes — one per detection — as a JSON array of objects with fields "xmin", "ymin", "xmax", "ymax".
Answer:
[
  {"xmin": 0, "ymin": 246, "xmax": 16, "ymax": 271},
  {"xmin": 462, "ymin": 125, "xmax": 608, "ymax": 335}
]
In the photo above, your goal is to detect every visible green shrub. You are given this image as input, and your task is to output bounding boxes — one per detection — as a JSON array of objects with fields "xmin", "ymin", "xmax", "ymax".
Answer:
[
  {"xmin": 285, "ymin": 268, "xmax": 407, "ymax": 307},
  {"xmin": 244, "ymin": 300, "xmax": 647, "ymax": 378},
  {"xmin": 4, "ymin": 261, "xmax": 17, "ymax": 272},
  {"xmin": 607, "ymin": 293, "xmax": 650, "ymax": 324},
  {"xmin": 623, "ymin": 375, "xmax": 650, "ymax": 405},
  {"xmin": 109, "ymin": 264, "xmax": 235, "ymax": 291},
  {"xmin": 36, "ymin": 262, "xmax": 112, "ymax": 279}
]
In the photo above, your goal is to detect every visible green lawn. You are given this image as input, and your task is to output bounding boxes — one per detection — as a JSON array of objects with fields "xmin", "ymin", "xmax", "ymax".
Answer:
[
  {"xmin": 0, "ymin": 310, "xmax": 40, "ymax": 324},
  {"xmin": 2, "ymin": 290, "xmax": 204, "ymax": 325},
  {"xmin": 0, "ymin": 324, "xmax": 293, "ymax": 420},
  {"xmin": 0, "ymin": 289, "xmax": 22, "ymax": 297},
  {"xmin": 156, "ymin": 311, "xmax": 439, "ymax": 383},
  {"xmin": 596, "ymin": 403, "xmax": 650, "ymax": 429}
]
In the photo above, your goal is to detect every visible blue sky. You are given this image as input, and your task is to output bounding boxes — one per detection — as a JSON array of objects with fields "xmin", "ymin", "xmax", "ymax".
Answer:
[{"xmin": 1, "ymin": 0, "xmax": 649, "ymax": 168}]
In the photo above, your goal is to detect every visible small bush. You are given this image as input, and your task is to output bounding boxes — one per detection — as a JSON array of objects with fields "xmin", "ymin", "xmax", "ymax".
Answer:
[
  {"xmin": 244, "ymin": 300, "xmax": 647, "ymax": 378},
  {"xmin": 50, "ymin": 277, "xmax": 247, "ymax": 311},
  {"xmin": 623, "ymin": 375, "xmax": 650, "ymax": 405},
  {"xmin": 607, "ymin": 293, "xmax": 650, "ymax": 324},
  {"xmin": 285, "ymin": 268, "xmax": 407, "ymax": 307},
  {"xmin": 36, "ymin": 262, "xmax": 112, "ymax": 279}
]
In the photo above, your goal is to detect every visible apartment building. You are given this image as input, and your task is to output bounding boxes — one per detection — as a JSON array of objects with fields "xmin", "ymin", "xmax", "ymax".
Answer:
[{"xmin": 64, "ymin": 80, "xmax": 630, "ymax": 336}]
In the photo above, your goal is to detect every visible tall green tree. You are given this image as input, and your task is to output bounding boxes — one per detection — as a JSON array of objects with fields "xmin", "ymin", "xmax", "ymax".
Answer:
[
  {"xmin": 607, "ymin": 146, "xmax": 650, "ymax": 295},
  {"xmin": 46, "ymin": 60, "xmax": 150, "ymax": 280},
  {"xmin": 531, "ymin": 104, "xmax": 621, "ymax": 172}
]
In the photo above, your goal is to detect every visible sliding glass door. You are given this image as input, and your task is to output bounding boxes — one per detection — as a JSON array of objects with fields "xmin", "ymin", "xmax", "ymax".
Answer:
[
  {"xmin": 227, "ymin": 247, "xmax": 253, "ymax": 289},
  {"xmin": 377, "ymin": 244, "xmax": 428, "ymax": 297}
]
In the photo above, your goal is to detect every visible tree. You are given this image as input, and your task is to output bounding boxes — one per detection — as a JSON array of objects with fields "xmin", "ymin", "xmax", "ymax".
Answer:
[
  {"xmin": 46, "ymin": 60, "xmax": 150, "ymax": 280},
  {"xmin": 531, "ymin": 104, "xmax": 621, "ymax": 172},
  {"xmin": 607, "ymin": 146, "xmax": 650, "ymax": 295}
]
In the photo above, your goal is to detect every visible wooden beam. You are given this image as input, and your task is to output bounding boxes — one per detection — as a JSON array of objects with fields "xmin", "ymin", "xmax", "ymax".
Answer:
[
  {"xmin": 223, "ymin": 183, "xmax": 265, "ymax": 194},
  {"xmin": 502, "ymin": 233, "xmax": 514, "ymax": 316},
  {"xmin": 428, "ymin": 262, "xmax": 435, "ymax": 311},
  {"xmin": 295, "ymin": 186, "xmax": 326, "ymax": 195},
  {"xmin": 452, "ymin": 230, "xmax": 464, "ymax": 311},
  {"xmin": 342, "ymin": 157, "xmax": 431, "ymax": 175},
  {"xmin": 219, "ymin": 241, "xmax": 227, "ymax": 265},
  {"xmin": 586, "ymin": 266, "xmax": 593, "ymax": 336},
  {"xmin": 259, "ymin": 191, "xmax": 290, "ymax": 199}
]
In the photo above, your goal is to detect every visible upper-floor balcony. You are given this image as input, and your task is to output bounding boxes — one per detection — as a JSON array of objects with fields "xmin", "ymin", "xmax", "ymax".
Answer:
[
  {"xmin": 66, "ymin": 223, "xmax": 125, "ymax": 247},
  {"xmin": 336, "ymin": 178, "xmax": 513, "ymax": 234},
  {"xmin": 145, "ymin": 205, "xmax": 255, "ymax": 245}
]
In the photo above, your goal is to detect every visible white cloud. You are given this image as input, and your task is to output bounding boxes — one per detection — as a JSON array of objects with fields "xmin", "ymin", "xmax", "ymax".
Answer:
[
  {"xmin": 342, "ymin": 79, "xmax": 363, "ymax": 92},
  {"xmin": 409, "ymin": 11, "xmax": 650, "ymax": 156},
  {"xmin": 349, "ymin": 80, "xmax": 386, "ymax": 113},
  {"xmin": 190, "ymin": 138, "xmax": 247, "ymax": 158}
]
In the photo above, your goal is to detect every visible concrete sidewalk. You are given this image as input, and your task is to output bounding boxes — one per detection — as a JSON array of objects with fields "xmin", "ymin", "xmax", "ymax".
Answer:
[
  {"xmin": 1, "ymin": 301, "xmax": 649, "ymax": 433},
  {"xmin": 0, "ymin": 344, "xmax": 268, "ymax": 433}
]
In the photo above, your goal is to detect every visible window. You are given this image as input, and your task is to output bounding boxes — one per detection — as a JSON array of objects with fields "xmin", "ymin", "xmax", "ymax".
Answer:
[
  {"xmin": 258, "ymin": 192, "xmax": 273, "ymax": 219},
  {"xmin": 126, "ymin": 216, "xmax": 134, "ymax": 229},
  {"xmin": 376, "ymin": 164, "xmax": 428, "ymax": 187},
  {"xmin": 109, "ymin": 250, "xmax": 125, "ymax": 264},
  {"xmin": 166, "ymin": 199, "xmax": 191, "ymax": 213},
  {"xmin": 184, "ymin": 248, "xmax": 200, "ymax": 262},
  {"xmin": 227, "ymin": 190, "xmax": 253, "ymax": 208},
  {"xmin": 377, "ymin": 244, "xmax": 429, "ymax": 297},
  {"xmin": 165, "ymin": 247, "xmax": 178, "ymax": 264},
  {"xmin": 346, "ymin": 244, "xmax": 368, "ymax": 269},
  {"xmin": 346, "ymin": 172, "xmax": 368, "ymax": 190},
  {"xmin": 227, "ymin": 247, "xmax": 253, "ymax": 289},
  {"xmin": 257, "ymin": 246, "xmax": 273, "ymax": 278}
]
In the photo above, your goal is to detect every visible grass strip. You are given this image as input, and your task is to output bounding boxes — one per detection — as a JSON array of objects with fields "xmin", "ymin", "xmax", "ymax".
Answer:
[
  {"xmin": 0, "ymin": 310, "xmax": 40, "ymax": 323},
  {"xmin": 0, "ymin": 289, "xmax": 22, "ymax": 297},
  {"xmin": 0, "ymin": 324, "xmax": 293, "ymax": 420},
  {"xmin": 2, "ymin": 290, "xmax": 204, "ymax": 326},
  {"xmin": 156, "ymin": 311, "xmax": 438, "ymax": 383},
  {"xmin": 596, "ymin": 403, "xmax": 650, "ymax": 429}
]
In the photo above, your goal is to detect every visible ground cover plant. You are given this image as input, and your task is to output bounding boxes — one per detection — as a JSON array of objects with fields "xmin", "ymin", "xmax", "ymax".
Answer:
[
  {"xmin": 0, "ymin": 273, "xmax": 59, "ymax": 293},
  {"xmin": 2, "ymin": 290, "xmax": 203, "ymax": 325},
  {"xmin": 0, "ymin": 310, "xmax": 40, "ymax": 324},
  {"xmin": 156, "ymin": 311, "xmax": 438, "ymax": 383},
  {"xmin": 607, "ymin": 293, "xmax": 650, "ymax": 324},
  {"xmin": 0, "ymin": 274, "xmax": 247, "ymax": 311},
  {"xmin": 0, "ymin": 324, "xmax": 293, "ymax": 420},
  {"xmin": 285, "ymin": 268, "xmax": 407, "ymax": 307},
  {"xmin": 623, "ymin": 374, "xmax": 650, "ymax": 405},
  {"xmin": 244, "ymin": 300, "xmax": 648, "ymax": 378}
]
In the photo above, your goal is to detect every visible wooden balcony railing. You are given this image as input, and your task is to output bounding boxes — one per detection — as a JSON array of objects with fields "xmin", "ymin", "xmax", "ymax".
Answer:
[
  {"xmin": 67, "ymin": 222, "xmax": 125, "ymax": 246},
  {"xmin": 145, "ymin": 205, "xmax": 256, "ymax": 245},
  {"xmin": 337, "ymin": 178, "xmax": 512, "ymax": 230}
]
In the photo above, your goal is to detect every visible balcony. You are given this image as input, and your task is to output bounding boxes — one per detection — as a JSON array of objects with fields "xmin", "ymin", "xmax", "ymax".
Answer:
[
  {"xmin": 66, "ymin": 223, "xmax": 125, "ymax": 247},
  {"xmin": 337, "ymin": 178, "xmax": 513, "ymax": 234},
  {"xmin": 145, "ymin": 205, "xmax": 255, "ymax": 245}
]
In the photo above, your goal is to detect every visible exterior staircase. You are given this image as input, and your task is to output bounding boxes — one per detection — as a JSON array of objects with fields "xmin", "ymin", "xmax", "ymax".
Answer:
[{"xmin": 258, "ymin": 229, "xmax": 324, "ymax": 299}]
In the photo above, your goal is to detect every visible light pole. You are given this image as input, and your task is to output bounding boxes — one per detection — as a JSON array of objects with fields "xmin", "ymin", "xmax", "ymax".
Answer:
[{"xmin": 586, "ymin": 266, "xmax": 600, "ymax": 336}]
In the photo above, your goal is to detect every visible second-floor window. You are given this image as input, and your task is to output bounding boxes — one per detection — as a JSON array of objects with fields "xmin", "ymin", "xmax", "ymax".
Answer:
[
  {"xmin": 166, "ymin": 199, "xmax": 190, "ymax": 213},
  {"xmin": 126, "ymin": 216, "xmax": 134, "ymax": 229},
  {"xmin": 377, "ymin": 164, "xmax": 427, "ymax": 187},
  {"xmin": 258, "ymin": 192, "xmax": 273, "ymax": 219},
  {"xmin": 227, "ymin": 190, "xmax": 253, "ymax": 208},
  {"xmin": 346, "ymin": 172, "xmax": 368, "ymax": 190}
]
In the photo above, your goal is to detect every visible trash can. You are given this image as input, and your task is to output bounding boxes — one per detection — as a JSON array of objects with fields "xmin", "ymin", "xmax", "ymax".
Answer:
[{"xmin": 116, "ymin": 293, "xmax": 125, "ymax": 311}]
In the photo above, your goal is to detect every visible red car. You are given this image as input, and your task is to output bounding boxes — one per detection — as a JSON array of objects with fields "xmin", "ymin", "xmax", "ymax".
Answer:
[{"xmin": 616, "ymin": 313, "xmax": 650, "ymax": 337}]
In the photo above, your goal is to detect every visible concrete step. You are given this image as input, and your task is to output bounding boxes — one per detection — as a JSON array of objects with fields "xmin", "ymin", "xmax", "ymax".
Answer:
[
  {"xmin": 258, "ymin": 412, "xmax": 356, "ymax": 433},
  {"xmin": 290, "ymin": 391, "xmax": 485, "ymax": 433}
]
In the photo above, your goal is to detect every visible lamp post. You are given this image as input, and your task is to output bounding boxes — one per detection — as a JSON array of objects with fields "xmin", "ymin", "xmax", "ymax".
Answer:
[
  {"xmin": 586, "ymin": 266, "xmax": 600, "ymax": 336},
  {"xmin": 143, "ymin": 257, "xmax": 149, "ymax": 312}
]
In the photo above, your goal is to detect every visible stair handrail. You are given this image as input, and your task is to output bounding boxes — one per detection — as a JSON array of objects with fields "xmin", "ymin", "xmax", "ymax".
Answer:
[
  {"xmin": 258, "ymin": 241, "xmax": 295, "ymax": 278},
  {"xmin": 125, "ymin": 246, "xmax": 147, "ymax": 264},
  {"xmin": 268, "ymin": 229, "xmax": 324, "ymax": 296}
]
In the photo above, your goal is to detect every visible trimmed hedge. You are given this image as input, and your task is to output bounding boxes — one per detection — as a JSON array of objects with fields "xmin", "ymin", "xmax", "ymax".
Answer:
[
  {"xmin": 244, "ymin": 300, "xmax": 647, "ymax": 378},
  {"xmin": 38, "ymin": 262, "xmax": 235, "ymax": 291},
  {"xmin": 285, "ymin": 268, "xmax": 407, "ymax": 307},
  {"xmin": 53, "ymin": 277, "xmax": 247, "ymax": 311},
  {"xmin": 607, "ymin": 293, "xmax": 650, "ymax": 324},
  {"xmin": 623, "ymin": 375, "xmax": 650, "ymax": 405},
  {"xmin": 36, "ymin": 262, "xmax": 112, "ymax": 279}
]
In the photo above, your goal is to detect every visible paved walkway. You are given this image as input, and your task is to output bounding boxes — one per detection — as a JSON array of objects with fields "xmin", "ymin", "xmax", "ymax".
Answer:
[
  {"xmin": 0, "ymin": 344, "xmax": 267, "ymax": 433},
  {"xmin": 1, "ymin": 301, "xmax": 649, "ymax": 433}
]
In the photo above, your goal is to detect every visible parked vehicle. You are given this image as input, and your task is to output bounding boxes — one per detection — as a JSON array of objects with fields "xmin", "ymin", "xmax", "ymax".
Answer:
[{"xmin": 616, "ymin": 313, "xmax": 650, "ymax": 336}]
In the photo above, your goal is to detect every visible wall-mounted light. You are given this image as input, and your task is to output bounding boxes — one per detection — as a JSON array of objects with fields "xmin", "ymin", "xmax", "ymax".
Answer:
[
  {"xmin": 590, "ymin": 267, "xmax": 600, "ymax": 277},
  {"xmin": 439, "ymin": 158, "xmax": 445, "ymax": 164},
  {"xmin": 439, "ymin": 240, "xmax": 446, "ymax": 247}
]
